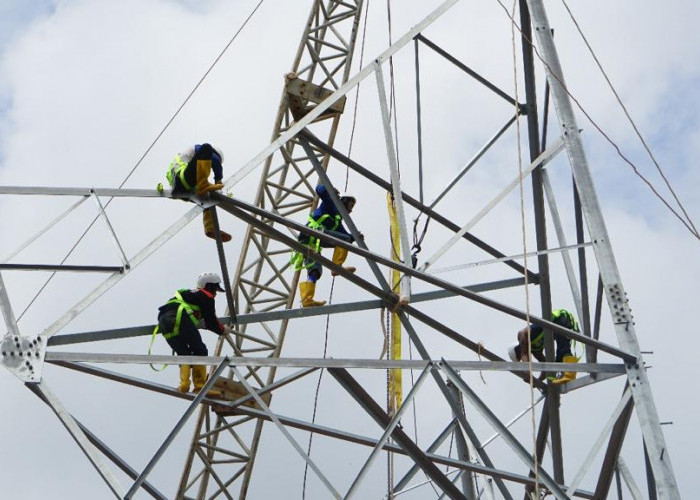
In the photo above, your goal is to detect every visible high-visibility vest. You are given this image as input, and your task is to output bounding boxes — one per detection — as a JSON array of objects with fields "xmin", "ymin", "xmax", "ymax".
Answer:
[
  {"xmin": 530, "ymin": 309, "xmax": 578, "ymax": 350},
  {"xmin": 161, "ymin": 289, "xmax": 201, "ymax": 339},
  {"xmin": 166, "ymin": 155, "xmax": 193, "ymax": 191},
  {"xmin": 290, "ymin": 213, "xmax": 342, "ymax": 270}
]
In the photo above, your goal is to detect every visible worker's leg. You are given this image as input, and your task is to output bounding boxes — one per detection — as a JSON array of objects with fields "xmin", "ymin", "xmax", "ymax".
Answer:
[
  {"xmin": 165, "ymin": 334, "xmax": 194, "ymax": 393},
  {"xmin": 203, "ymin": 208, "xmax": 232, "ymax": 242},
  {"xmin": 551, "ymin": 336, "xmax": 577, "ymax": 385},
  {"xmin": 330, "ymin": 246, "xmax": 356, "ymax": 276},
  {"xmin": 193, "ymin": 144, "xmax": 224, "ymax": 196},
  {"xmin": 299, "ymin": 264, "xmax": 326, "ymax": 307}
]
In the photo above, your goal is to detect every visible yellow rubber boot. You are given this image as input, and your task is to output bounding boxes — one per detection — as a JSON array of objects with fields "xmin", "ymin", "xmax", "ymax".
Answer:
[
  {"xmin": 300, "ymin": 281, "xmax": 326, "ymax": 307},
  {"xmin": 178, "ymin": 365, "xmax": 192, "ymax": 393},
  {"xmin": 551, "ymin": 355, "xmax": 578, "ymax": 385},
  {"xmin": 203, "ymin": 209, "xmax": 232, "ymax": 242},
  {"xmin": 191, "ymin": 365, "xmax": 223, "ymax": 397},
  {"xmin": 192, "ymin": 365, "xmax": 208, "ymax": 392},
  {"xmin": 331, "ymin": 247, "xmax": 356, "ymax": 276}
]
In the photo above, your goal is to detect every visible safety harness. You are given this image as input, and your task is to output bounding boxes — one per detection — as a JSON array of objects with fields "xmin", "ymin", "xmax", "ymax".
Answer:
[
  {"xmin": 166, "ymin": 155, "xmax": 193, "ymax": 191},
  {"xmin": 290, "ymin": 213, "xmax": 341, "ymax": 270},
  {"xmin": 530, "ymin": 309, "xmax": 580, "ymax": 351},
  {"xmin": 148, "ymin": 289, "xmax": 204, "ymax": 371}
]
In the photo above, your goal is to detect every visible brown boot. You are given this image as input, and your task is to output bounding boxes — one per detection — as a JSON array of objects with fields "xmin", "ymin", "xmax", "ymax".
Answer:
[{"xmin": 203, "ymin": 209, "xmax": 232, "ymax": 242}]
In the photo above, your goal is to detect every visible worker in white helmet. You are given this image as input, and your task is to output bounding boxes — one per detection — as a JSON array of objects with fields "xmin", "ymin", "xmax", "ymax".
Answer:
[
  {"xmin": 167, "ymin": 142, "xmax": 232, "ymax": 242},
  {"xmin": 156, "ymin": 272, "xmax": 232, "ymax": 393}
]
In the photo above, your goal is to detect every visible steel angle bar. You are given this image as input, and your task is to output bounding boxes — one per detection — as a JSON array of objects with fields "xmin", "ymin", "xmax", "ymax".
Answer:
[
  {"xmin": 420, "ymin": 137, "xmax": 566, "ymax": 272},
  {"xmin": 0, "ymin": 272, "xmax": 20, "ymax": 337},
  {"xmin": 231, "ymin": 367, "xmax": 341, "ymax": 499},
  {"xmin": 215, "ymin": 194, "xmax": 633, "ymax": 361},
  {"xmin": 526, "ymin": 0, "xmax": 680, "ymax": 494},
  {"xmin": 541, "ymin": 169, "xmax": 583, "ymax": 323},
  {"xmin": 125, "ymin": 359, "xmax": 229, "ymax": 499},
  {"xmin": 31, "ymin": 384, "xmax": 166, "ymax": 499},
  {"xmin": 558, "ymin": 371, "xmax": 623, "ymax": 394},
  {"xmin": 0, "ymin": 263, "xmax": 124, "ymax": 273},
  {"xmin": 41, "ymin": 206, "xmax": 202, "ymax": 337},
  {"xmin": 1, "ymin": 196, "xmax": 89, "ymax": 264},
  {"xmin": 221, "ymin": 0, "xmax": 460, "ymax": 191},
  {"xmin": 0, "ymin": 186, "xmax": 170, "ymax": 197},
  {"xmin": 440, "ymin": 360, "xmax": 569, "ymax": 498},
  {"xmin": 345, "ymin": 364, "xmax": 433, "ymax": 498},
  {"xmin": 617, "ymin": 457, "xmax": 644, "ymax": 500},
  {"xmin": 429, "ymin": 242, "xmax": 592, "ymax": 275},
  {"xmin": 374, "ymin": 61, "xmax": 413, "ymax": 299},
  {"xmin": 298, "ymin": 128, "xmax": 537, "ymax": 281},
  {"xmin": 209, "ymin": 207, "xmax": 237, "ymax": 324},
  {"xmin": 415, "ymin": 33, "xmax": 522, "ymax": 109},
  {"xmin": 430, "ymin": 115, "xmax": 519, "ymax": 210},
  {"xmin": 394, "ymin": 420, "xmax": 459, "ymax": 492},
  {"xmin": 593, "ymin": 386, "xmax": 635, "ymax": 498},
  {"xmin": 27, "ymin": 382, "xmax": 126, "ymax": 498},
  {"xmin": 480, "ymin": 394, "xmax": 545, "ymax": 448},
  {"xmin": 328, "ymin": 366, "xmax": 466, "ymax": 500},
  {"xmin": 298, "ymin": 136, "xmax": 391, "ymax": 293},
  {"xmin": 90, "ymin": 191, "xmax": 130, "ymax": 269},
  {"xmin": 565, "ymin": 389, "xmax": 632, "ymax": 495},
  {"xmin": 230, "ymin": 404, "xmax": 594, "ymax": 497}
]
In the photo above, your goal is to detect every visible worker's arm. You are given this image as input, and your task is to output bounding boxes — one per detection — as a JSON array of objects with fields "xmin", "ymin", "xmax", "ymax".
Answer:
[
  {"xmin": 212, "ymin": 153, "xmax": 223, "ymax": 183},
  {"xmin": 191, "ymin": 290, "xmax": 225, "ymax": 335}
]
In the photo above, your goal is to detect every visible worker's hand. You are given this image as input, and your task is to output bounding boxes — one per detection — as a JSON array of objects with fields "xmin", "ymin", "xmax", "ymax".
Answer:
[
  {"xmin": 222, "ymin": 324, "xmax": 233, "ymax": 336},
  {"xmin": 357, "ymin": 232, "xmax": 364, "ymax": 241}
]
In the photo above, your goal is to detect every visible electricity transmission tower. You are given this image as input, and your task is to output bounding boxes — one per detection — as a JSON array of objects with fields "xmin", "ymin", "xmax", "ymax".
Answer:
[{"xmin": 0, "ymin": 0, "xmax": 680, "ymax": 498}]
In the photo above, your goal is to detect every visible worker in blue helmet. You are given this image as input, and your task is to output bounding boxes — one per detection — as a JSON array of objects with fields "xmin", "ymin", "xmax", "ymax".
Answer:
[{"xmin": 290, "ymin": 184, "xmax": 358, "ymax": 307}]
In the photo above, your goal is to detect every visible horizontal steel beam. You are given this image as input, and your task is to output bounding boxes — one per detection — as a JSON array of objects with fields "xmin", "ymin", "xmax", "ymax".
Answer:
[
  {"xmin": 0, "ymin": 264, "xmax": 125, "ymax": 273},
  {"xmin": 0, "ymin": 186, "xmax": 170, "ymax": 197},
  {"xmin": 47, "ymin": 277, "xmax": 525, "ymax": 346},
  {"xmin": 44, "ymin": 352, "xmax": 625, "ymax": 373}
]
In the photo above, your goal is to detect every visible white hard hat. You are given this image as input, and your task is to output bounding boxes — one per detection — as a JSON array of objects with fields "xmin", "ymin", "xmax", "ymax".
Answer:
[
  {"xmin": 197, "ymin": 272, "xmax": 224, "ymax": 291},
  {"xmin": 507, "ymin": 342, "xmax": 520, "ymax": 362}
]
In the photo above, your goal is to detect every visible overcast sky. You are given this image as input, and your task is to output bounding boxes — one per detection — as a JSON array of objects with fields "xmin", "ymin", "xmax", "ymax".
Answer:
[{"xmin": 0, "ymin": 0, "xmax": 698, "ymax": 498}]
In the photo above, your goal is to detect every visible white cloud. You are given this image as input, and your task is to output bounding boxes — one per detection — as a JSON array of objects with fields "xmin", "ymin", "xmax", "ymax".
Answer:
[{"xmin": 0, "ymin": 0, "xmax": 698, "ymax": 498}]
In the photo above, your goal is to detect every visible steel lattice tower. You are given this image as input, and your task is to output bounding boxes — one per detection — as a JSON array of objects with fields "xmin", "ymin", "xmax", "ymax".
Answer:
[{"xmin": 0, "ymin": 0, "xmax": 680, "ymax": 498}]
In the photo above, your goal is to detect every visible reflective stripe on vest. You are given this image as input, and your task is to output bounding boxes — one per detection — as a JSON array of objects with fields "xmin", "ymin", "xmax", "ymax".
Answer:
[
  {"xmin": 307, "ymin": 213, "xmax": 341, "ymax": 232},
  {"xmin": 166, "ymin": 155, "xmax": 193, "ymax": 191},
  {"xmin": 162, "ymin": 290, "xmax": 201, "ymax": 339}
]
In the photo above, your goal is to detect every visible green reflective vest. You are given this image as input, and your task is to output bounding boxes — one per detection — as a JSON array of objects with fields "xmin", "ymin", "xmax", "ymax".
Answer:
[
  {"xmin": 531, "ymin": 309, "xmax": 578, "ymax": 350},
  {"xmin": 166, "ymin": 155, "xmax": 193, "ymax": 191},
  {"xmin": 290, "ymin": 213, "xmax": 342, "ymax": 270}
]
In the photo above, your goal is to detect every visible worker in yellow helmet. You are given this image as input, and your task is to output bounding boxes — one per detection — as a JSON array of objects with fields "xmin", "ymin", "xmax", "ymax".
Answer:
[
  {"xmin": 167, "ymin": 143, "xmax": 232, "ymax": 242},
  {"xmin": 156, "ymin": 272, "xmax": 232, "ymax": 393},
  {"xmin": 507, "ymin": 308, "xmax": 579, "ymax": 384}
]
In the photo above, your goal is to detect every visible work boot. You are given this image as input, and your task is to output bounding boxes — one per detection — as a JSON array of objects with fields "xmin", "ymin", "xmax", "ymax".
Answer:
[
  {"xmin": 551, "ymin": 355, "xmax": 578, "ymax": 385},
  {"xmin": 330, "ymin": 247, "xmax": 356, "ymax": 276},
  {"xmin": 178, "ymin": 365, "xmax": 192, "ymax": 393},
  {"xmin": 191, "ymin": 365, "xmax": 223, "ymax": 398},
  {"xmin": 300, "ymin": 281, "xmax": 326, "ymax": 307},
  {"xmin": 203, "ymin": 209, "xmax": 232, "ymax": 242}
]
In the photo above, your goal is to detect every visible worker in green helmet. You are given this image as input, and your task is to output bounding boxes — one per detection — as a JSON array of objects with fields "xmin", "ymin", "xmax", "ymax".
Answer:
[
  {"xmin": 157, "ymin": 272, "xmax": 232, "ymax": 393},
  {"xmin": 507, "ymin": 308, "xmax": 579, "ymax": 384}
]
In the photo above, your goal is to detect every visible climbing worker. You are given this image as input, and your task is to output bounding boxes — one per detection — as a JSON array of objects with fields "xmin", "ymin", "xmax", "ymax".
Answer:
[
  {"xmin": 291, "ymin": 184, "xmax": 358, "ymax": 307},
  {"xmin": 167, "ymin": 142, "xmax": 232, "ymax": 242},
  {"xmin": 507, "ymin": 308, "xmax": 579, "ymax": 384},
  {"xmin": 156, "ymin": 272, "xmax": 232, "ymax": 393}
]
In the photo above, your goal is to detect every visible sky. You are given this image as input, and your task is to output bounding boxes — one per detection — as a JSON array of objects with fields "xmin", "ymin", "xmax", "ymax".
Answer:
[{"xmin": 0, "ymin": 0, "xmax": 698, "ymax": 498}]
